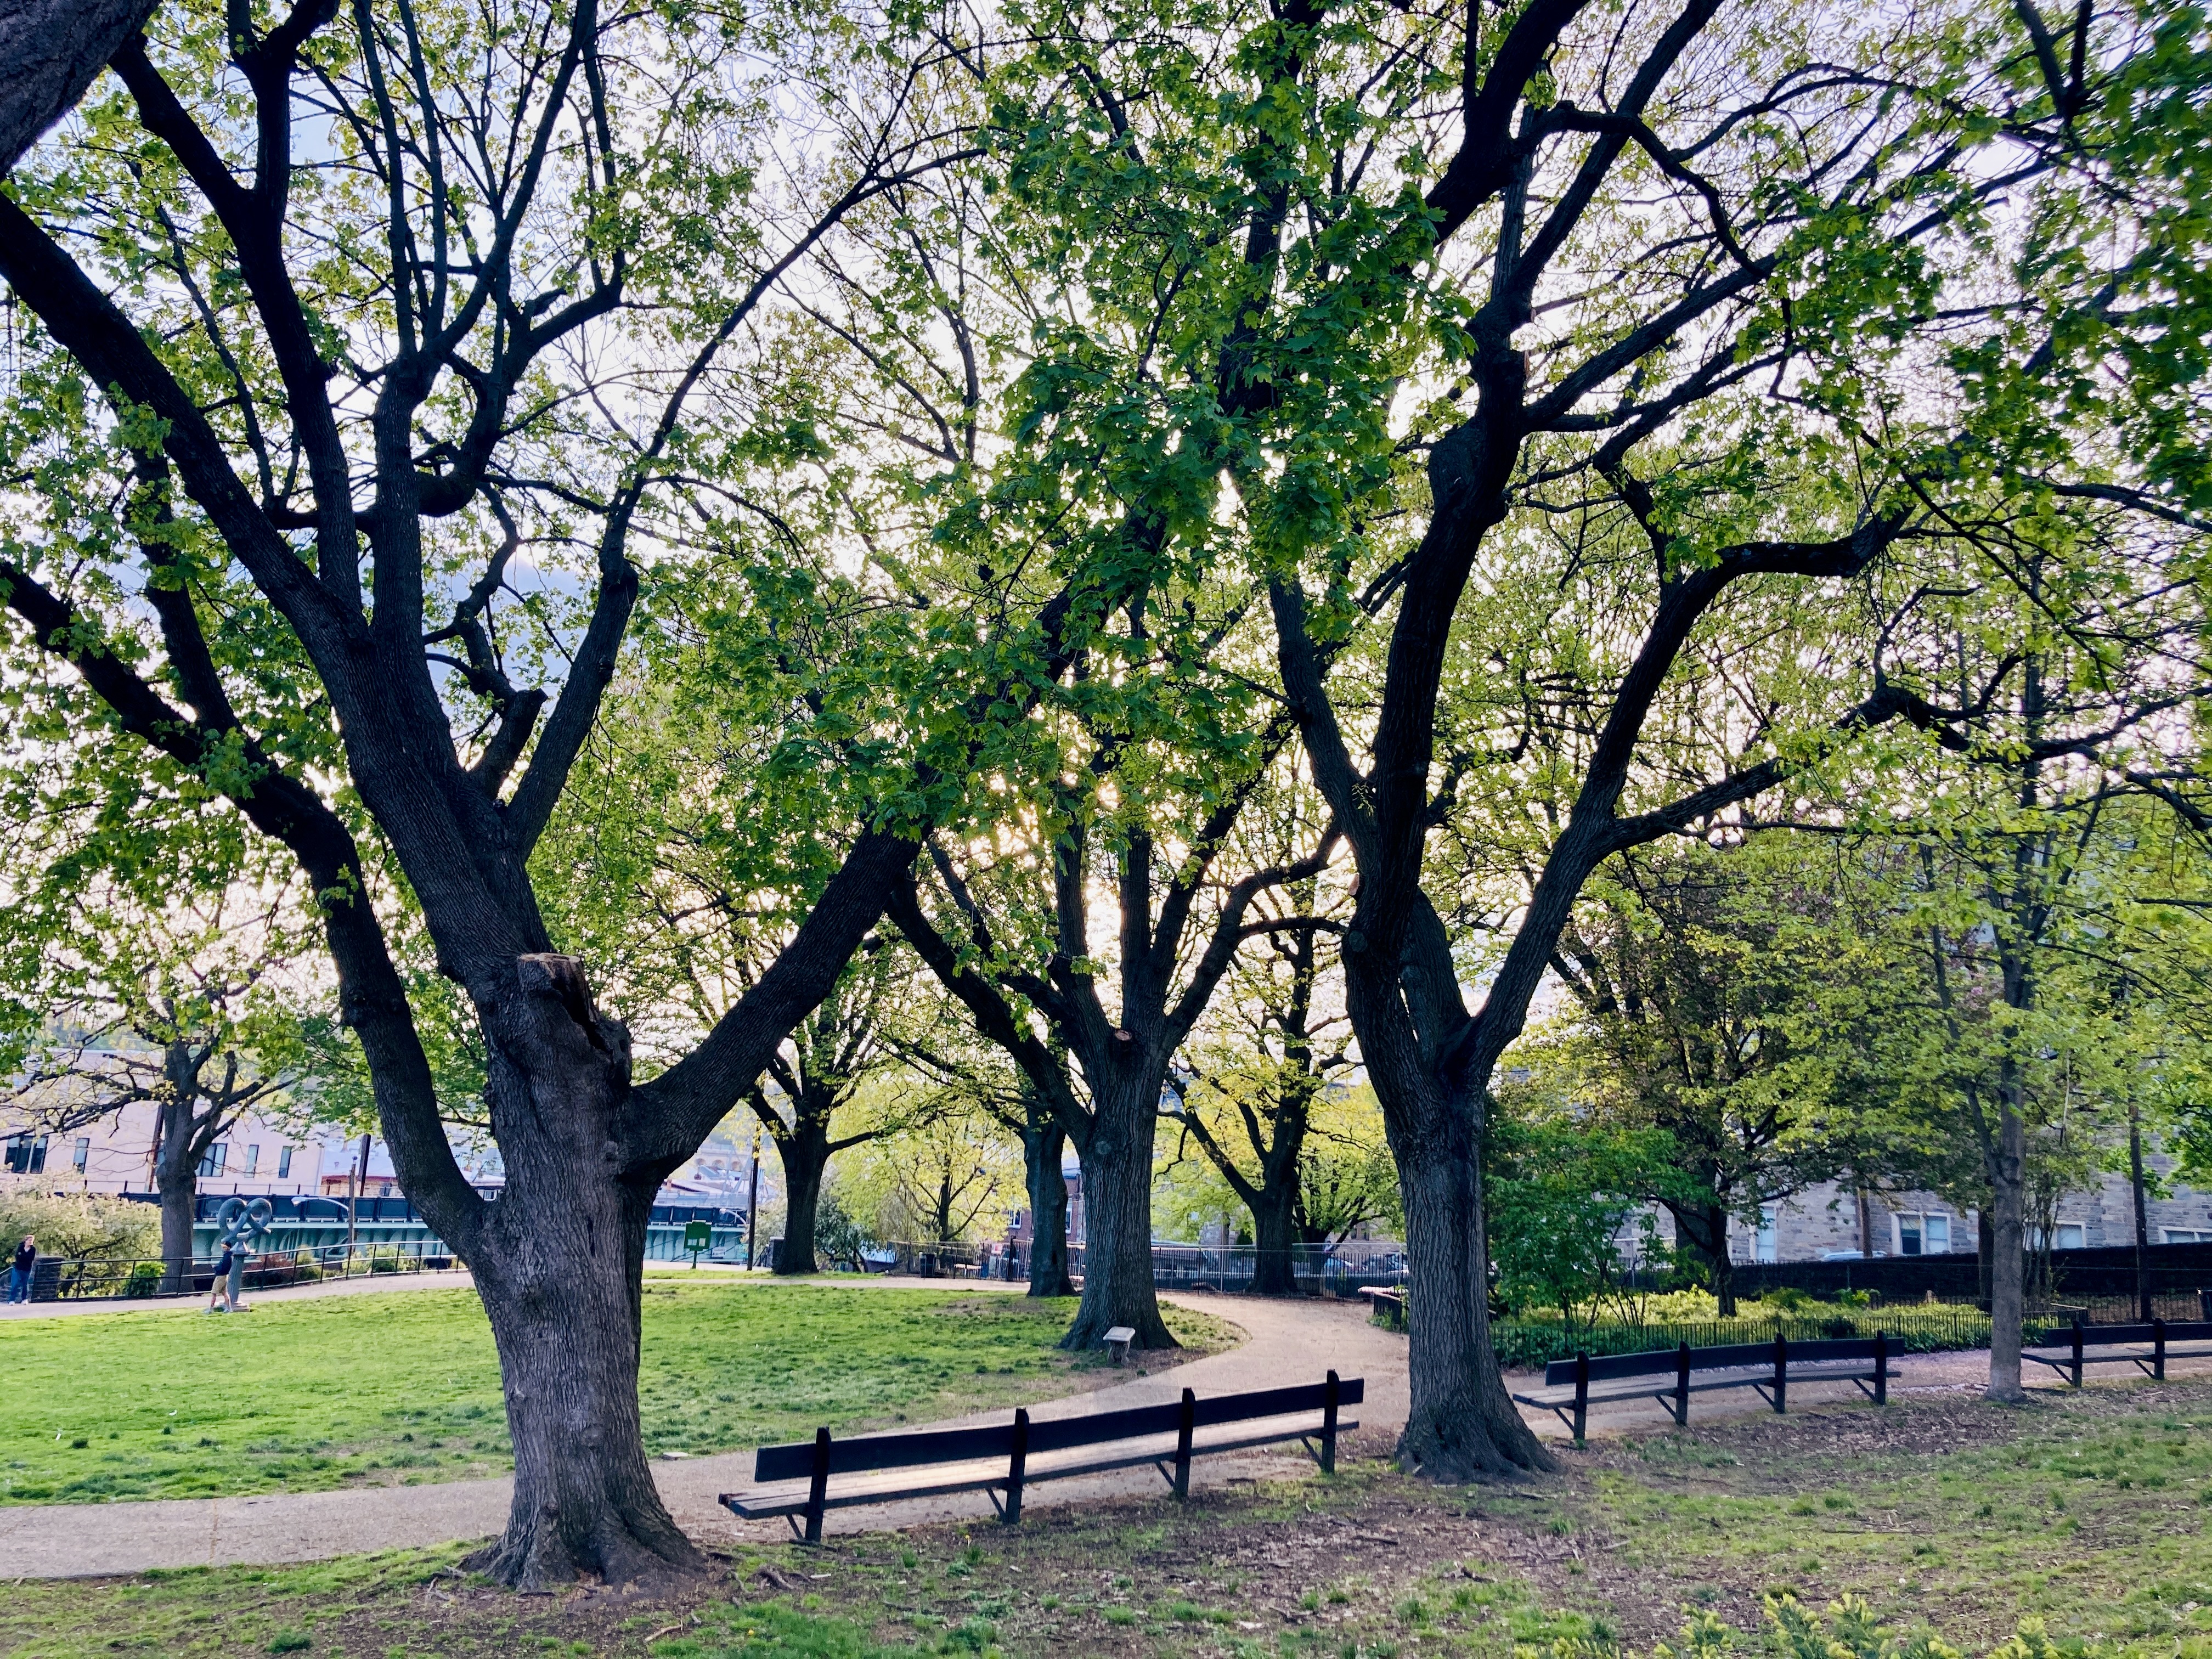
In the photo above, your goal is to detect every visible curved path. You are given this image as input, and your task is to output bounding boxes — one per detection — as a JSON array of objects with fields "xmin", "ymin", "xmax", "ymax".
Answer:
[
  {"xmin": 7, "ymin": 1280, "xmax": 2203, "ymax": 1578},
  {"xmin": 0, "ymin": 1284, "xmax": 1401, "ymax": 1577}
]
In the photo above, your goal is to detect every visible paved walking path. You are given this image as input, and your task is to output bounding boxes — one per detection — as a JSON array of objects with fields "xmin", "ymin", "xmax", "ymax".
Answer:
[{"xmin": 4, "ymin": 1281, "xmax": 2207, "ymax": 1578}]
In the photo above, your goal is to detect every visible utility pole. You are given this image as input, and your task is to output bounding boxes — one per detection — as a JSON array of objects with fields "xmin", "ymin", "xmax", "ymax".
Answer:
[{"xmin": 744, "ymin": 1127, "xmax": 760, "ymax": 1271}]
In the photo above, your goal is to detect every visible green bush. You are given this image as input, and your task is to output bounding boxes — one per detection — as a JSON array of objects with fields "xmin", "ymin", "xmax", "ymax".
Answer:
[
  {"xmin": 0, "ymin": 1190, "xmax": 160, "ymax": 1261},
  {"xmin": 1491, "ymin": 1300, "xmax": 1991, "ymax": 1369},
  {"xmin": 122, "ymin": 1262, "xmax": 163, "ymax": 1299}
]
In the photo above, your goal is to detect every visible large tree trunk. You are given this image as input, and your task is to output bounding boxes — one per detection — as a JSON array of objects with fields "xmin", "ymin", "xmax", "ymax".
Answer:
[
  {"xmin": 149, "ymin": 1080, "xmax": 197, "ymax": 1294},
  {"xmin": 0, "ymin": 0, "xmax": 157, "ymax": 177},
  {"xmin": 771, "ymin": 1124, "xmax": 831, "ymax": 1277},
  {"xmin": 460, "ymin": 956, "xmax": 699, "ymax": 1588},
  {"xmin": 1348, "ymin": 950, "xmax": 1551, "ymax": 1477},
  {"xmin": 1662, "ymin": 1199, "xmax": 1738, "ymax": 1317},
  {"xmin": 1702, "ymin": 1205, "xmax": 1738, "ymax": 1317},
  {"xmin": 1248, "ymin": 1173, "xmax": 1300, "ymax": 1296},
  {"xmin": 2130, "ymin": 1109, "xmax": 2152, "ymax": 1322},
  {"xmin": 1062, "ymin": 1070, "xmax": 1172, "ymax": 1350},
  {"xmin": 156, "ymin": 1169, "xmax": 196, "ymax": 1294},
  {"xmin": 1023, "ymin": 1112, "xmax": 1076, "ymax": 1298},
  {"xmin": 1985, "ymin": 1091, "xmax": 2028, "ymax": 1404},
  {"xmin": 1397, "ymin": 1126, "xmax": 1551, "ymax": 1475}
]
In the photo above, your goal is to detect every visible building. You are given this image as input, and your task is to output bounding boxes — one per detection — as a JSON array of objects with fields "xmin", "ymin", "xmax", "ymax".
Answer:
[{"xmin": 1716, "ymin": 1155, "xmax": 2212, "ymax": 1264}]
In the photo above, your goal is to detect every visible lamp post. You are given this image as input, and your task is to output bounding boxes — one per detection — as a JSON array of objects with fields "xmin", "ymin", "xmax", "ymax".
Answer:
[{"xmin": 744, "ymin": 1127, "xmax": 760, "ymax": 1271}]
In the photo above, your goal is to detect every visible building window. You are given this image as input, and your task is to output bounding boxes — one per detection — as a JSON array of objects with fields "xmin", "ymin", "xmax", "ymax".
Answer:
[
  {"xmin": 243, "ymin": 1145, "xmax": 259, "ymax": 1175},
  {"xmin": 3, "ymin": 1134, "xmax": 47, "ymax": 1174},
  {"xmin": 198, "ymin": 1143, "xmax": 228, "ymax": 1178},
  {"xmin": 2165, "ymin": 1228, "xmax": 2209, "ymax": 1245},
  {"xmin": 1895, "ymin": 1212, "xmax": 1953, "ymax": 1256},
  {"xmin": 2031, "ymin": 1222, "xmax": 2086, "ymax": 1251},
  {"xmin": 1755, "ymin": 1205, "xmax": 1779, "ymax": 1264},
  {"xmin": 71, "ymin": 1137, "xmax": 89, "ymax": 1172},
  {"xmin": 277, "ymin": 1146, "xmax": 292, "ymax": 1179}
]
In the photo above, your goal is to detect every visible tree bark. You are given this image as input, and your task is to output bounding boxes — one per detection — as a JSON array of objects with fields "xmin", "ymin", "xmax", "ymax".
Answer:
[
  {"xmin": 150, "ymin": 1043, "xmax": 208, "ymax": 1293},
  {"xmin": 1662, "ymin": 1199, "xmax": 1737, "ymax": 1317},
  {"xmin": 1985, "ymin": 1089, "xmax": 2028, "ymax": 1404},
  {"xmin": 1022, "ymin": 1110, "xmax": 1075, "ymax": 1298},
  {"xmin": 1701, "ymin": 1205, "xmax": 1738, "ymax": 1317},
  {"xmin": 1062, "ymin": 1069, "xmax": 1172, "ymax": 1350},
  {"xmin": 2130, "ymin": 1107, "xmax": 2152, "ymax": 1322},
  {"xmin": 771, "ymin": 1123, "xmax": 831, "ymax": 1277},
  {"xmin": 152, "ymin": 1097, "xmax": 198, "ymax": 1294},
  {"xmin": 1249, "ymin": 1172, "xmax": 1301, "ymax": 1296},
  {"xmin": 459, "ymin": 956, "xmax": 699, "ymax": 1587},
  {"xmin": 1396, "ymin": 1125, "xmax": 1551, "ymax": 1475},
  {"xmin": 0, "ymin": 0, "xmax": 156, "ymax": 177}
]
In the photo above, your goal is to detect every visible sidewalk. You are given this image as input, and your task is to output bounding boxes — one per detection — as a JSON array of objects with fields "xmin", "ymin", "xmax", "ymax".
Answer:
[
  {"xmin": 0, "ymin": 1293, "xmax": 1399, "ymax": 1576},
  {"xmin": 5, "ymin": 1287, "xmax": 2202, "ymax": 1578}
]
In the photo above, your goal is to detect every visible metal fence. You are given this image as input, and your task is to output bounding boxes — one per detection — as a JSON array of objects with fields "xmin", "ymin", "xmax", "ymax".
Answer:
[
  {"xmin": 819, "ymin": 1239, "xmax": 1410, "ymax": 1293},
  {"xmin": 1489, "ymin": 1305, "xmax": 1997, "ymax": 1370},
  {"xmin": 9, "ymin": 1240, "xmax": 466, "ymax": 1302}
]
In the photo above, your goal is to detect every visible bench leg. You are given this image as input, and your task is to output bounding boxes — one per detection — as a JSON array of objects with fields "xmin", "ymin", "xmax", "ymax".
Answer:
[
  {"xmin": 1005, "ymin": 1409, "xmax": 1029, "ymax": 1526},
  {"xmin": 1321, "ymin": 1371, "xmax": 1339, "ymax": 1475},
  {"xmin": 804, "ymin": 1426, "xmax": 830, "ymax": 1545},
  {"xmin": 1173, "ymin": 1389, "xmax": 1195, "ymax": 1501}
]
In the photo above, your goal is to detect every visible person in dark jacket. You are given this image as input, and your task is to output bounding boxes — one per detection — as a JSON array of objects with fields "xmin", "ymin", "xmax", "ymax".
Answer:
[
  {"xmin": 7, "ymin": 1234, "xmax": 32, "ymax": 1304},
  {"xmin": 207, "ymin": 1241, "xmax": 236, "ymax": 1312}
]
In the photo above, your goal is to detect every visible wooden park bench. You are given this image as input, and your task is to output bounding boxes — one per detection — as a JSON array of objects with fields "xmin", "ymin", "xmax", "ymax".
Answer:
[
  {"xmin": 2024, "ymin": 1318, "xmax": 2212, "ymax": 1387},
  {"xmin": 1511, "ymin": 1334, "xmax": 1899, "ymax": 1442},
  {"xmin": 720, "ymin": 1372, "xmax": 1362, "ymax": 1543}
]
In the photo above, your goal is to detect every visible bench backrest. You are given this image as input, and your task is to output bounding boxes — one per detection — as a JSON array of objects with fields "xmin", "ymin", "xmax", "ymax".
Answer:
[
  {"xmin": 2027, "ymin": 1319, "xmax": 2212, "ymax": 1347},
  {"xmin": 752, "ymin": 1374, "xmax": 1366, "ymax": 1481},
  {"xmin": 1541, "ymin": 1334, "xmax": 1888, "ymax": 1387}
]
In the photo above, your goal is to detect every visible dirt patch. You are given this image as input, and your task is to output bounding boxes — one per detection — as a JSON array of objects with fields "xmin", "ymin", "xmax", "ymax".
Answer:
[{"xmin": 12, "ymin": 1377, "xmax": 2210, "ymax": 1658}]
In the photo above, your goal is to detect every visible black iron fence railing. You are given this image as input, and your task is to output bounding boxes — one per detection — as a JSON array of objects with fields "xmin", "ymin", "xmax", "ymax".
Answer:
[{"xmin": 7, "ymin": 1240, "xmax": 465, "ymax": 1302}]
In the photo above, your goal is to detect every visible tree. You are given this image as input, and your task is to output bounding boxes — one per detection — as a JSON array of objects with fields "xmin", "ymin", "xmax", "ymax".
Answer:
[
  {"xmin": 745, "ymin": 949, "xmax": 926, "ymax": 1276},
  {"xmin": 890, "ymin": 748, "xmax": 1339, "ymax": 1346},
  {"xmin": 1542, "ymin": 839, "xmax": 1864, "ymax": 1314},
  {"xmin": 839, "ymin": 1100, "xmax": 1024, "ymax": 1245},
  {"xmin": 0, "ymin": 770, "xmax": 315, "ymax": 1289},
  {"xmin": 1482, "ymin": 1110, "xmax": 1681, "ymax": 1332},
  {"xmin": 0, "ymin": 0, "xmax": 1096, "ymax": 1585},
  {"xmin": 973, "ymin": 0, "xmax": 2202, "ymax": 1475},
  {"xmin": 1163, "ymin": 873, "xmax": 1353, "ymax": 1293}
]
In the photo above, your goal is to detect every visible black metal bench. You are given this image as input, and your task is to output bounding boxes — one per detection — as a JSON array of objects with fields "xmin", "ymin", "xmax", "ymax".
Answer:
[
  {"xmin": 720, "ymin": 1372, "xmax": 1362, "ymax": 1543},
  {"xmin": 1511, "ymin": 1334, "xmax": 1898, "ymax": 1442},
  {"xmin": 2024, "ymin": 1318, "xmax": 2212, "ymax": 1387}
]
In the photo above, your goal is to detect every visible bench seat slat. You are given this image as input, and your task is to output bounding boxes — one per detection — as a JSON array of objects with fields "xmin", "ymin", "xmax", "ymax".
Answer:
[
  {"xmin": 721, "ymin": 1415, "xmax": 1359, "ymax": 1522},
  {"xmin": 2028, "ymin": 1321, "xmax": 2212, "ymax": 1348},
  {"xmin": 1542, "ymin": 1338, "xmax": 1890, "ymax": 1388},
  {"xmin": 1514, "ymin": 1364, "xmax": 1895, "ymax": 1409}
]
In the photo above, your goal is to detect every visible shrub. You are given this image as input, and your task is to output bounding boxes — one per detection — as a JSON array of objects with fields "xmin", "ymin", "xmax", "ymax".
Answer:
[
  {"xmin": 122, "ymin": 1262, "xmax": 162, "ymax": 1299},
  {"xmin": 0, "ymin": 1190, "xmax": 160, "ymax": 1261}
]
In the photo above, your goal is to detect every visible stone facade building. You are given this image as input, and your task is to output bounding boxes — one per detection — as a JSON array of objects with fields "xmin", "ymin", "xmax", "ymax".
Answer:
[{"xmin": 1708, "ymin": 1154, "xmax": 2212, "ymax": 1263}]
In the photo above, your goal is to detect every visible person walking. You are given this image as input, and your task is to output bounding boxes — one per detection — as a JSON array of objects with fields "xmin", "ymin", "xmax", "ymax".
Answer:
[
  {"xmin": 206, "ymin": 1240, "xmax": 235, "ymax": 1313},
  {"xmin": 7, "ymin": 1234, "xmax": 33, "ymax": 1304}
]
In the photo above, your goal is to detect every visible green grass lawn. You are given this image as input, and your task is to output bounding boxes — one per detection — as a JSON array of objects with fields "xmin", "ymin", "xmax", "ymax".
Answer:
[
  {"xmin": 4, "ymin": 1375, "xmax": 2209, "ymax": 1658},
  {"xmin": 0, "ymin": 1280, "xmax": 1235, "ymax": 1506}
]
